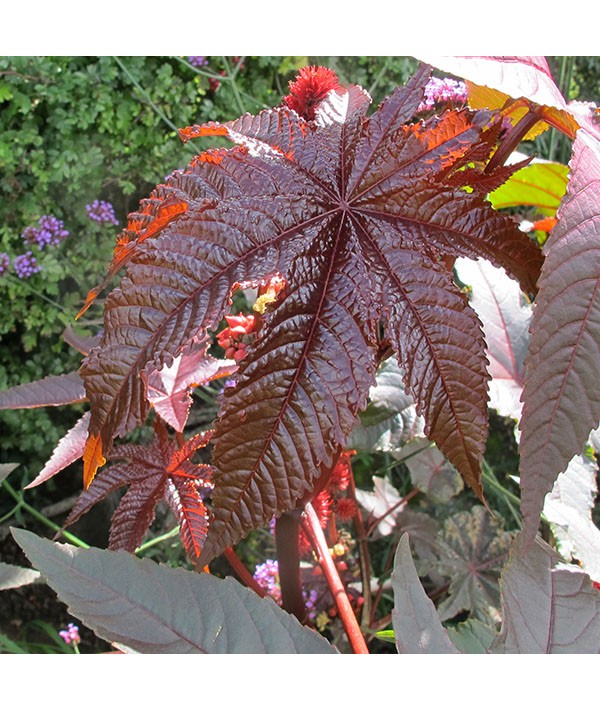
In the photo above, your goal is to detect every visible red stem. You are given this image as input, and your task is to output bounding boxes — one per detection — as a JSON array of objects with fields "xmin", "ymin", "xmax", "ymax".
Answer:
[
  {"xmin": 303, "ymin": 502, "xmax": 369, "ymax": 654},
  {"xmin": 346, "ymin": 461, "xmax": 373, "ymax": 628},
  {"xmin": 485, "ymin": 106, "xmax": 543, "ymax": 175},
  {"xmin": 223, "ymin": 547, "xmax": 268, "ymax": 599}
]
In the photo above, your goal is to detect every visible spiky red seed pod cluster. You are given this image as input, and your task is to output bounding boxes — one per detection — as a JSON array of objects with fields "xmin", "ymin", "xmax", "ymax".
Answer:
[{"xmin": 283, "ymin": 65, "xmax": 341, "ymax": 121}]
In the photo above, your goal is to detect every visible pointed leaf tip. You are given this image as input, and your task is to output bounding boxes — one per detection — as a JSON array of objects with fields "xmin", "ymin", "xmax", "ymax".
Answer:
[
  {"xmin": 11, "ymin": 529, "xmax": 337, "ymax": 654},
  {"xmin": 83, "ymin": 432, "xmax": 105, "ymax": 489}
]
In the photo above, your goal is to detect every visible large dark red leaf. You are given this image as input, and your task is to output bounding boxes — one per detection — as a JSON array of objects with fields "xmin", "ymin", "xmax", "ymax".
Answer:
[
  {"xmin": 202, "ymin": 229, "xmax": 378, "ymax": 559},
  {"xmin": 81, "ymin": 66, "xmax": 543, "ymax": 562}
]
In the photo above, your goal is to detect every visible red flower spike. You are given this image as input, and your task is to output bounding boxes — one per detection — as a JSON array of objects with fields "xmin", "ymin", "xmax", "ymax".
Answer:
[
  {"xmin": 335, "ymin": 496, "xmax": 358, "ymax": 522},
  {"xmin": 283, "ymin": 66, "xmax": 341, "ymax": 121},
  {"xmin": 329, "ymin": 450, "xmax": 355, "ymax": 492}
]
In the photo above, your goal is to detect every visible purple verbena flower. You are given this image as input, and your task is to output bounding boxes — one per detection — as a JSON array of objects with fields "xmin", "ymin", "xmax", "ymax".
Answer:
[
  {"xmin": 21, "ymin": 215, "xmax": 69, "ymax": 250},
  {"xmin": 0, "ymin": 252, "xmax": 9, "ymax": 276},
  {"xmin": 253, "ymin": 559, "xmax": 281, "ymax": 603},
  {"xmin": 13, "ymin": 251, "xmax": 41, "ymax": 278},
  {"xmin": 85, "ymin": 200, "xmax": 119, "ymax": 226},
  {"xmin": 59, "ymin": 623, "xmax": 81, "ymax": 645},
  {"xmin": 418, "ymin": 77, "xmax": 468, "ymax": 112},
  {"xmin": 188, "ymin": 56, "xmax": 208, "ymax": 68}
]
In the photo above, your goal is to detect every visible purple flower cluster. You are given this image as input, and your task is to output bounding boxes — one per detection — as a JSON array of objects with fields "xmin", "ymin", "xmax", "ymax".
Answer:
[
  {"xmin": 85, "ymin": 200, "xmax": 119, "ymax": 225},
  {"xmin": 188, "ymin": 56, "xmax": 208, "ymax": 68},
  {"xmin": 13, "ymin": 251, "xmax": 41, "ymax": 278},
  {"xmin": 0, "ymin": 252, "xmax": 9, "ymax": 276},
  {"xmin": 253, "ymin": 559, "xmax": 281, "ymax": 603},
  {"xmin": 253, "ymin": 559, "xmax": 319, "ymax": 620},
  {"xmin": 21, "ymin": 214, "xmax": 69, "ymax": 250},
  {"xmin": 418, "ymin": 77, "xmax": 468, "ymax": 111},
  {"xmin": 59, "ymin": 623, "xmax": 81, "ymax": 645}
]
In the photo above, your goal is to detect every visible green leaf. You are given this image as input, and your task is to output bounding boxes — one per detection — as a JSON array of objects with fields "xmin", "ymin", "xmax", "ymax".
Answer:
[
  {"xmin": 402, "ymin": 439, "xmax": 464, "ymax": 503},
  {"xmin": 488, "ymin": 158, "xmax": 569, "ymax": 216},
  {"xmin": 433, "ymin": 507, "xmax": 513, "ymax": 625},
  {"xmin": 446, "ymin": 619, "xmax": 497, "ymax": 653},
  {"xmin": 0, "ymin": 82, "xmax": 13, "ymax": 102},
  {"xmin": 11, "ymin": 528, "xmax": 336, "ymax": 654},
  {"xmin": 348, "ymin": 358, "xmax": 425, "ymax": 454}
]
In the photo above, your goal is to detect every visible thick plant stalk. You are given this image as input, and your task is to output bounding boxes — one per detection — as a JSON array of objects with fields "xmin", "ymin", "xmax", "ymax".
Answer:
[
  {"xmin": 303, "ymin": 502, "xmax": 369, "ymax": 654},
  {"xmin": 275, "ymin": 510, "xmax": 307, "ymax": 622}
]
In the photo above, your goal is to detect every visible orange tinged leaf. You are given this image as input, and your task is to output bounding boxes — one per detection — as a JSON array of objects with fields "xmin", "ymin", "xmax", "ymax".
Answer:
[
  {"xmin": 83, "ymin": 432, "xmax": 106, "ymax": 489},
  {"xmin": 76, "ymin": 197, "xmax": 188, "ymax": 319},
  {"xmin": 178, "ymin": 123, "xmax": 229, "ymax": 142}
]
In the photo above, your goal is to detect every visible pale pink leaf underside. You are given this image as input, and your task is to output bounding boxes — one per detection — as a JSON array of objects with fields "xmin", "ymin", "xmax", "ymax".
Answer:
[
  {"xmin": 26, "ymin": 412, "xmax": 90, "ymax": 489},
  {"xmin": 519, "ymin": 107, "xmax": 600, "ymax": 542},
  {"xmin": 455, "ymin": 257, "xmax": 532, "ymax": 420}
]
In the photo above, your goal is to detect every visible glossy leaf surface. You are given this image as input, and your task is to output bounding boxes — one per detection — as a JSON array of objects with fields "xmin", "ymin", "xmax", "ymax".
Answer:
[{"xmin": 80, "ymin": 66, "xmax": 542, "ymax": 561}]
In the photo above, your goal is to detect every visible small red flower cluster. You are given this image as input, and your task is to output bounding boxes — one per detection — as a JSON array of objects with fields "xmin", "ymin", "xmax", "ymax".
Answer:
[
  {"xmin": 216, "ymin": 275, "xmax": 286, "ymax": 361},
  {"xmin": 298, "ymin": 450, "xmax": 358, "ymax": 556},
  {"xmin": 283, "ymin": 65, "xmax": 341, "ymax": 121},
  {"xmin": 216, "ymin": 313, "xmax": 256, "ymax": 362}
]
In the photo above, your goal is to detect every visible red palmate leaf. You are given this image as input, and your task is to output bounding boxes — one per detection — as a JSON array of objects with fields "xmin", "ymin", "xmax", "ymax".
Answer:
[
  {"xmin": 64, "ymin": 424, "xmax": 212, "ymax": 556},
  {"xmin": 80, "ymin": 66, "xmax": 542, "ymax": 563},
  {"xmin": 166, "ymin": 478, "xmax": 210, "ymax": 561}
]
